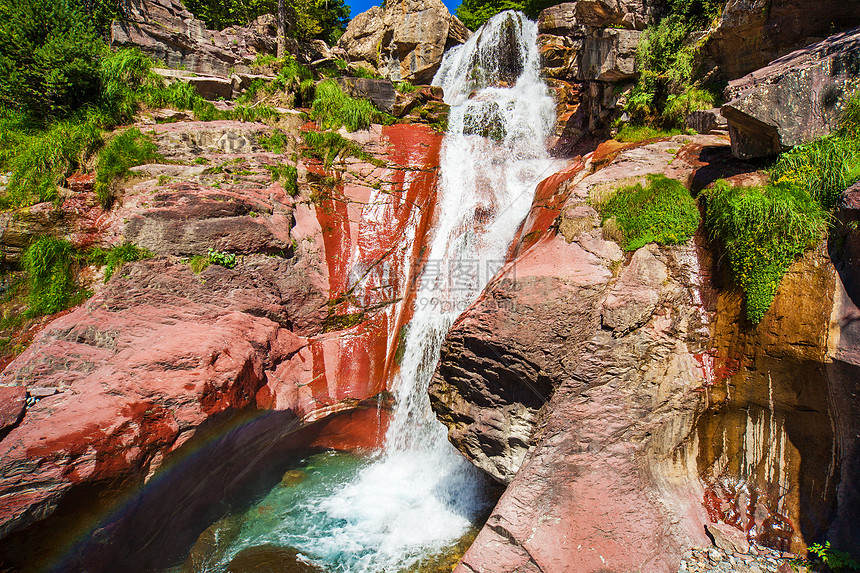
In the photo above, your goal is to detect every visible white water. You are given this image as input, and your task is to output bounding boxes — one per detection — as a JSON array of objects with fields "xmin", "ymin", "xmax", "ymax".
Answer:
[{"xmin": 211, "ymin": 11, "xmax": 558, "ymax": 572}]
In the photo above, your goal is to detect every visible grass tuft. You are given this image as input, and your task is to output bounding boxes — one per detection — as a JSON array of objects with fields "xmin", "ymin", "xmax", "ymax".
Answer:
[
  {"xmin": 594, "ymin": 174, "xmax": 700, "ymax": 251},
  {"xmin": 311, "ymin": 79, "xmax": 382, "ymax": 132},
  {"xmin": 301, "ymin": 130, "xmax": 384, "ymax": 169},
  {"xmin": 94, "ymin": 128, "xmax": 160, "ymax": 208},
  {"xmin": 87, "ymin": 242, "xmax": 153, "ymax": 282},
  {"xmin": 21, "ymin": 237, "xmax": 82, "ymax": 316}
]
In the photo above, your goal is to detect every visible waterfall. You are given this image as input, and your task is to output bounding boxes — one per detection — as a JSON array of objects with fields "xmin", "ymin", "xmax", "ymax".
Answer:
[{"xmin": 209, "ymin": 11, "xmax": 558, "ymax": 572}]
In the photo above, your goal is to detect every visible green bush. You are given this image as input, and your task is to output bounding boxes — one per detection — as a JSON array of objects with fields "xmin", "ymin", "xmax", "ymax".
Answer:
[
  {"xmin": 94, "ymin": 128, "xmax": 161, "ymax": 208},
  {"xmin": 88, "ymin": 242, "xmax": 154, "ymax": 282},
  {"xmin": 808, "ymin": 541, "xmax": 860, "ymax": 571},
  {"xmin": 703, "ymin": 180, "xmax": 827, "ymax": 323},
  {"xmin": 311, "ymin": 79, "xmax": 382, "ymax": 132},
  {"xmin": 595, "ymin": 174, "xmax": 700, "ymax": 251},
  {"xmin": 21, "ymin": 236, "xmax": 81, "ymax": 316},
  {"xmin": 259, "ymin": 130, "xmax": 292, "ymax": 154}
]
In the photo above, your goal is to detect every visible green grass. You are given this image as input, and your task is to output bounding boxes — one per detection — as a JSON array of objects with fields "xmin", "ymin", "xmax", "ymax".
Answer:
[
  {"xmin": 301, "ymin": 130, "xmax": 385, "ymax": 169},
  {"xmin": 259, "ymin": 130, "xmax": 292, "ymax": 154},
  {"xmin": 311, "ymin": 79, "xmax": 383, "ymax": 132},
  {"xmin": 595, "ymin": 174, "xmax": 700, "ymax": 251},
  {"xmin": 395, "ymin": 81, "xmax": 417, "ymax": 94},
  {"xmin": 704, "ymin": 180, "xmax": 827, "ymax": 323},
  {"xmin": 266, "ymin": 164, "xmax": 299, "ymax": 196},
  {"xmin": 188, "ymin": 255, "xmax": 210, "ymax": 273},
  {"xmin": 615, "ymin": 124, "xmax": 687, "ymax": 142},
  {"xmin": 21, "ymin": 236, "xmax": 83, "ymax": 316},
  {"xmin": 93, "ymin": 128, "xmax": 160, "ymax": 208},
  {"xmin": 702, "ymin": 92, "xmax": 860, "ymax": 323},
  {"xmin": 87, "ymin": 242, "xmax": 153, "ymax": 282}
]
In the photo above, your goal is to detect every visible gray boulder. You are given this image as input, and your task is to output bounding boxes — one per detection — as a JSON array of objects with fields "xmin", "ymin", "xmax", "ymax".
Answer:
[{"xmin": 722, "ymin": 26, "xmax": 860, "ymax": 159}]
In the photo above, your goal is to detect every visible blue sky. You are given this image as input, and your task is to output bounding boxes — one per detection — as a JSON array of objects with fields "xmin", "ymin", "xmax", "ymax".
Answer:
[{"xmin": 344, "ymin": 0, "xmax": 462, "ymax": 18}]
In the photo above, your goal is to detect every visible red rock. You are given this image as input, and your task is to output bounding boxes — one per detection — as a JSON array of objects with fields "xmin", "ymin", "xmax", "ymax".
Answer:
[
  {"xmin": 66, "ymin": 172, "xmax": 95, "ymax": 193},
  {"xmin": 0, "ymin": 386, "xmax": 25, "ymax": 435}
]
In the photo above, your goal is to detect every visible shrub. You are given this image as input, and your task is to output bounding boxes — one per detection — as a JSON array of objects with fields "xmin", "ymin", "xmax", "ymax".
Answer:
[
  {"xmin": 808, "ymin": 541, "xmax": 860, "ymax": 571},
  {"xmin": 595, "ymin": 174, "xmax": 700, "ymax": 251},
  {"xmin": 94, "ymin": 128, "xmax": 160, "ymax": 208},
  {"xmin": 770, "ymin": 136, "xmax": 860, "ymax": 211},
  {"xmin": 703, "ymin": 180, "xmax": 827, "ymax": 323},
  {"xmin": 311, "ymin": 79, "xmax": 382, "ymax": 132},
  {"xmin": 88, "ymin": 242, "xmax": 154, "ymax": 282},
  {"xmin": 21, "ymin": 236, "xmax": 80, "ymax": 316}
]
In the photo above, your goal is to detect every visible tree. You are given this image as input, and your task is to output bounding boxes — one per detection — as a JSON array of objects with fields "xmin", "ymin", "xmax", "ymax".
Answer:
[{"xmin": 455, "ymin": 0, "xmax": 559, "ymax": 30}]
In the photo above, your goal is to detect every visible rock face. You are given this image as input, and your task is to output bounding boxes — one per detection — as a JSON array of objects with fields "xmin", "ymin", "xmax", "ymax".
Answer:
[
  {"xmin": 431, "ymin": 133, "xmax": 860, "ymax": 571},
  {"xmin": 721, "ymin": 26, "xmax": 860, "ymax": 159},
  {"xmin": 338, "ymin": 0, "xmax": 471, "ymax": 84},
  {"xmin": 703, "ymin": 0, "xmax": 860, "ymax": 82},
  {"xmin": 110, "ymin": 0, "xmax": 278, "ymax": 78},
  {"xmin": 536, "ymin": 2, "xmax": 650, "ymax": 153},
  {"xmin": 0, "ymin": 116, "xmax": 444, "ymax": 571}
]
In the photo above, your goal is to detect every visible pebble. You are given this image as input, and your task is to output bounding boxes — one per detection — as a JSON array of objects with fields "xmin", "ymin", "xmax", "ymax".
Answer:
[{"xmin": 678, "ymin": 543, "xmax": 805, "ymax": 573}]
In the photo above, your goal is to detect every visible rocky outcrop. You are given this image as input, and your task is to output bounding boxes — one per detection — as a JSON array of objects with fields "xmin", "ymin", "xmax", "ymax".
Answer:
[
  {"xmin": 721, "ymin": 26, "xmax": 860, "ymax": 159},
  {"xmin": 110, "ymin": 0, "xmax": 278, "ymax": 78},
  {"xmin": 432, "ymin": 133, "xmax": 860, "ymax": 570},
  {"xmin": 703, "ymin": 0, "xmax": 860, "ymax": 82},
  {"xmin": 338, "ymin": 0, "xmax": 471, "ymax": 84},
  {"xmin": 536, "ymin": 2, "xmax": 650, "ymax": 153},
  {"xmin": 0, "ymin": 116, "xmax": 444, "ymax": 571}
]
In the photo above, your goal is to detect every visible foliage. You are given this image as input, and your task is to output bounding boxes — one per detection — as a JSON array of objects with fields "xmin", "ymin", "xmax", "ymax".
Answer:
[
  {"xmin": 615, "ymin": 123, "xmax": 686, "ymax": 142},
  {"xmin": 703, "ymin": 180, "xmax": 827, "ymax": 323},
  {"xmin": 395, "ymin": 81, "xmax": 417, "ymax": 94},
  {"xmin": 455, "ymin": 0, "xmax": 556, "ymax": 30},
  {"xmin": 88, "ymin": 242, "xmax": 154, "ymax": 282},
  {"xmin": 595, "ymin": 174, "xmax": 700, "ymax": 251},
  {"xmin": 311, "ymin": 79, "xmax": 384, "ymax": 132},
  {"xmin": 183, "ymin": 0, "xmax": 349, "ymax": 44},
  {"xmin": 301, "ymin": 130, "xmax": 384, "ymax": 169},
  {"xmin": 259, "ymin": 130, "xmax": 292, "ymax": 153},
  {"xmin": 267, "ymin": 164, "xmax": 299, "ymax": 196},
  {"xmin": 625, "ymin": 15, "xmax": 717, "ymax": 129},
  {"xmin": 21, "ymin": 236, "xmax": 81, "ymax": 316},
  {"xmin": 770, "ymin": 135, "xmax": 860, "ymax": 211},
  {"xmin": 0, "ymin": 116, "xmax": 104, "ymax": 208},
  {"xmin": 208, "ymin": 248, "xmax": 237, "ymax": 268},
  {"xmin": 808, "ymin": 542, "xmax": 860, "ymax": 571},
  {"xmin": 188, "ymin": 255, "xmax": 210, "ymax": 273},
  {"xmin": 94, "ymin": 128, "xmax": 160, "ymax": 208}
]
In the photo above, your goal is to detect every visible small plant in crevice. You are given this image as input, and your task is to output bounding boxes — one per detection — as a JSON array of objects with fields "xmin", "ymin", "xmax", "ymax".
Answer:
[
  {"xmin": 21, "ymin": 236, "xmax": 85, "ymax": 316},
  {"xmin": 259, "ymin": 130, "xmax": 292, "ymax": 154},
  {"xmin": 266, "ymin": 164, "xmax": 299, "ymax": 196},
  {"xmin": 301, "ymin": 130, "xmax": 384, "ymax": 169},
  {"xmin": 94, "ymin": 128, "xmax": 161, "ymax": 208},
  {"xmin": 188, "ymin": 254, "xmax": 210, "ymax": 274},
  {"xmin": 208, "ymin": 248, "xmax": 237, "ymax": 268},
  {"xmin": 87, "ymin": 242, "xmax": 154, "ymax": 282},
  {"xmin": 805, "ymin": 542, "xmax": 860, "ymax": 572},
  {"xmin": 594, "ymin": 174, "xmax": 700, "ymax": 251}
]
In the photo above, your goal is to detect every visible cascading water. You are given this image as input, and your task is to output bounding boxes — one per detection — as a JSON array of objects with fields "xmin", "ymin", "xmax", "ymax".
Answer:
[{"xmin": 205, "ymin": 11, "xmax": 558, "ymax": 572}]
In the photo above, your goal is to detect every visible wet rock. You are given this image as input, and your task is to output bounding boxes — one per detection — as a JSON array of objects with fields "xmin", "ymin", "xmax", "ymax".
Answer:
[
  {"xmin": 338, "ymin": 0, "xmax": 470, "ymax": 84},
  {"xmin": 722, "ymin": 26, "xmax": 860, "ymax": 159},
  {"xmin": 226, "ymin": 545, "xmax": 322, "ymax": 573}
]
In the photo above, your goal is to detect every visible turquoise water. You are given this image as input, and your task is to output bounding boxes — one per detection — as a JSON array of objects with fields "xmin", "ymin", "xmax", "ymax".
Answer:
[{"xmin": 171, "ymin": 450, "xmax": 483, "ymax": 573}]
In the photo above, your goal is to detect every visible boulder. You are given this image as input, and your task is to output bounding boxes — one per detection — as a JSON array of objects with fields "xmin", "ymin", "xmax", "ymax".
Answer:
[
  {"xmin": 686, "ymin": 108, "xmax": 728, "ymax": 134},
  {"xmin": 153, "ymin": 68, "xmax": 234, "ymax": 100},
  {"xmin": 335, "ymin": 77, "xmax": 397, "ymax": 113},
  {"xmin": 110, "ymin": 0, "xmax": 277, "ymax": 78},
  {"xmin": 722, "ymin": 26, "xmax": 860, "ymax": 159},
  {"xmin": 0, "ymin": 386, "xmax": 25, "ymax": 438},
  {"xmin": 704, "ymin": 0, "xmax": 860, "ymax": 82},
  {"xmin": 538, "ymin": 1, "xmax": 652, "ymax": 32},
  {"xmin": 338, "ymin": 0, "xmax": 471, "ymax": 84}
]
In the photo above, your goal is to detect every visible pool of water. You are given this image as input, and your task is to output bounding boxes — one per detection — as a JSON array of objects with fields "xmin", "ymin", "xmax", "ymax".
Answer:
[{"xmin": 167, "ymin": 450, "xmax": 488, "ymax": 573}]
